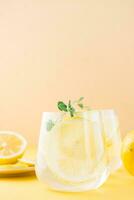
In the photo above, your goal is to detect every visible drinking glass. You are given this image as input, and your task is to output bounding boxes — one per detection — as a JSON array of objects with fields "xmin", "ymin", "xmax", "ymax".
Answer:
[
  {"xmin": 100, "ymin": 110, "xmax": 122, "ymax": 173},
  {"xmin": 35, "ymin": 111, "xmax": 109, "ymax": 192}
]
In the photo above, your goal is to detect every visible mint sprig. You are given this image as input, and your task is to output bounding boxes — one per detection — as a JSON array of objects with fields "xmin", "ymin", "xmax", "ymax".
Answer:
[
  {"xmin": 57, "ymin": 97, "xmax": 90, "ymax": 117},
  {"xmin": 46, "ymin": 97, "xmax": 90, "ymax": 132}
]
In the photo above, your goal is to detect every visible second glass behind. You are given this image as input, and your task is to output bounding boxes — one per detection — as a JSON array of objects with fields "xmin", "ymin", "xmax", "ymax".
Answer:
[
  {"xmin": 100, "ymin": 110, "xmax": 122, "ymax": 173},
  {"xmin": 36, "ymin": 111, "xmax": 109, "ymax": 192}
]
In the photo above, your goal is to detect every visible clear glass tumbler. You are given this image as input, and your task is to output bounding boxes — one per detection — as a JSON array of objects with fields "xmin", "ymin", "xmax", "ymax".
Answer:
[
  {"xmin": 100, "ymin": 110, "xmax": 122, "ymax": 173},
  {"xmin": 35, "ymin": 111, "xmax": 109, "ymax": 192}
]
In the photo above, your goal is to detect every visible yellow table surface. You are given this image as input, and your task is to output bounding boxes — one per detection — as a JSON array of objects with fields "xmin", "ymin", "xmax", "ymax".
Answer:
[{"xmin": 0, "ymin": 148, "xmax": 134, "ymax": 200}]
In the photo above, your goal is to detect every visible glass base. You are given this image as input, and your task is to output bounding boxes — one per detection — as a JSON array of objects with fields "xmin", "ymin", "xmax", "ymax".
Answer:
[{"xmin": 36, "ymin": 165, "xmax": 109, "ymax": 192}]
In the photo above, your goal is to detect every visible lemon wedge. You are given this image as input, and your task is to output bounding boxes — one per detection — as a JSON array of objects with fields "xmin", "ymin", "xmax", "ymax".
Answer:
[
  {"xmin": 0, "ymin": 131, "xmax": 27, "ymax": 164},
  {"xmin": 122, "ymin": 130, "xmax": 134, "ymax": 175}
]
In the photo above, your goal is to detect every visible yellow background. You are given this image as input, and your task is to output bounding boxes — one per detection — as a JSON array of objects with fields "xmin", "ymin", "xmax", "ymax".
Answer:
[{"xmin": 0, "ymin": 0, "xmax": 134, "ymax": 144}]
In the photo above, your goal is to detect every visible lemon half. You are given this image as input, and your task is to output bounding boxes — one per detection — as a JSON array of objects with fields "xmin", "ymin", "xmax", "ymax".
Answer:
[
  {"xmin": 122, "ymin": 130, "xmax": 134, "ymax": 175},
  {"xmin": 0, "ymin": 131, "xmax": 27, "ymax": 164}
]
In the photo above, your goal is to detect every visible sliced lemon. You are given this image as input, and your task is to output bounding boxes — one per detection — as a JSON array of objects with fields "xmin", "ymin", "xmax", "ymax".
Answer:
[
  {"xmin": 44, "ymin": 115, "xmax": 105, "ymax": 183},
  {"xmin": 0, "ymin": 131, "xmax": 27, "ymax": 164},
  {"xmin": 0, "ymin": 162, "xmax": 28, "ymax": 169},
  {"xmin": 122, "ymin": 131, "xmax": 134, "ymax": 175},
  {"xmin": 0, "ymin": 161, "xmax": 35, "ymax": 176}
]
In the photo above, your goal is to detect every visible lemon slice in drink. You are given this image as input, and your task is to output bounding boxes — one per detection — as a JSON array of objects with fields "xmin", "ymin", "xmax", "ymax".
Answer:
[
  {"xmin": 0, "ymin": 131, "xmax": 27, "ymax": 164},
  {"xmin": 44, "ymin": 116, "xmax": 103, "ymax": 183}
]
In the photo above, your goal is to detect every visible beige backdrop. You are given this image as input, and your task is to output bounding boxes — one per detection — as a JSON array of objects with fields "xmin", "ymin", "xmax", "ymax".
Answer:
[{"xmin": 0, "ymin": 0, "xmax": 134, "ymax": 144}]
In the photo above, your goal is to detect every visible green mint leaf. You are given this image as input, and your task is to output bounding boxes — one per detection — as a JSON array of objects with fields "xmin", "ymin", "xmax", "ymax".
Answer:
[
  {"xmin": 70, "ymin": 107, "xmax": 75, "ymax": 117},
  {"xmin": 78, "ymin": 97, "xmax": 84, "ymax": 102},
  {"xmin": 68, "ymin": 100, "xmax": 75, "ymax": 117},
  {"xmin": 57, "ymin": 101, "xmax": 68, "ymax": 112},
  {"xmin": 78, "ymin": 103, "xmax": 84, "ymax": 109},
  {"xmin": 46, "ymin": 120, "xmax": 55, "ymax": 131}
]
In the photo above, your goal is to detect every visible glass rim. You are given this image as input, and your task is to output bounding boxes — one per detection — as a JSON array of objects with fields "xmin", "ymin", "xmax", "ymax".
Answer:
[
  {"xmin": 42, "ymin": 110, "xmax": 116, "ymax": 119},
  {"xmin": 42, "ymin": 109, "xmax": 115, "ymax": 114}
]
